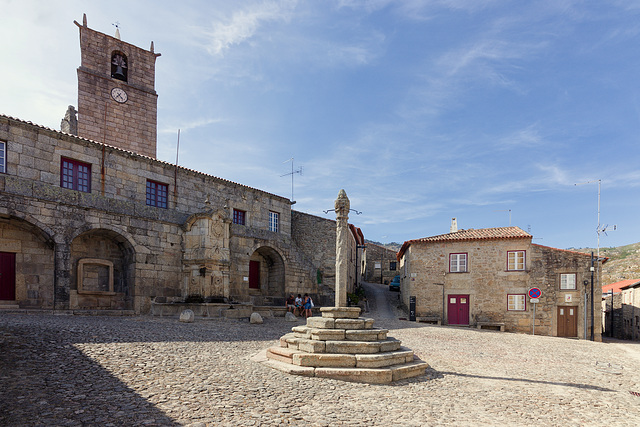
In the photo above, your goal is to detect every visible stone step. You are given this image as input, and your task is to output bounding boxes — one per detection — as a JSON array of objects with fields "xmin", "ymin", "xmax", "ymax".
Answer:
[
  {"xmin": 319, "ymin": 307, "xmax": 361, "ymax": 319},
  {"xmin": 263, "ymin": 358, "xmax": 315, "ymax": 377},
  {"xmin": 293, "ymin": 352, "xmax": 356, "ymax": 368},
  {"xmin": 355, "ymin": 348, "xmax": 414, "ymax": 368},
  {"xmin": 317, "ymin": 360, "xmax": 429, "ymax": 384},
  {"xmin": 306, "ymin": 317, "xmax": 375, "ymax": 330},
  {"xmin": 315, "ymin": 366, "xmax": 393, "ymax": 384},
  {"xmin": 290, "ymin": 348, "xmax": 415, "ymax": 369},
  {"xmin": 263, "ymin": 350, "xmax": 427, "ymax": 384},
  {"xmin": 266, "ymin": 346, "xmax": 300, "ymax": 364},
  {"xmin": 285, "ymin": 336, "xmax": 402, "ymax": 354},
  {"xmin": 389, "ymin": 360, "xmax": 430, "ymax": 382},
  {"xmin": 345, "ymin": 329, "xmax": 388, "ymax": 341},
  {"xmin": 291, "ymin": 326, "xmax": 388, "ymax": 342}
]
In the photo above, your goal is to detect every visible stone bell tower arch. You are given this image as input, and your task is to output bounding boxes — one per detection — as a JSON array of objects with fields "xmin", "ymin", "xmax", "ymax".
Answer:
[{"xmin": 74, "ymin": 14, "xmax": 161, "ymax": 158}]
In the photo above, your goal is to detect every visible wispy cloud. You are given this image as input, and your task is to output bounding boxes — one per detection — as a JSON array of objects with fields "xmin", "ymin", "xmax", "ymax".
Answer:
[{"xmin": 199, "ymin": 1, "xmax": 297, "ymax": 56}]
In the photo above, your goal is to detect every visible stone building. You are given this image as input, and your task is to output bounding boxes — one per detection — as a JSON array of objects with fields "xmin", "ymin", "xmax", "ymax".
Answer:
[
  {"xmin": 602, "ymin": 279, "xmax": 640, "ymax": 340},
  {"xmin": 0, "ymin": 15, "xmax": 362, "ymax": 314},
  {"xmin": 363, "ymin": 243, "xmax": 398, "ymax": 284},
  {"xmin": 397, "ymin": 226, "xmax": 604, "ymax": 340}
]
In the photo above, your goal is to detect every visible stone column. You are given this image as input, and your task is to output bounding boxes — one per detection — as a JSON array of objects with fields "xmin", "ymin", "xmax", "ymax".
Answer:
[{"xmin": 334, "ymin": 189, "xmax": 350, "ymax": 307}]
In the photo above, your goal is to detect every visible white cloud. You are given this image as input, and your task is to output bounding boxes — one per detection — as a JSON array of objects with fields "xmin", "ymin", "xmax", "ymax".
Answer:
[{"xmin": 199, "ymin": 1, "xmax": 297, "ymax": 56}]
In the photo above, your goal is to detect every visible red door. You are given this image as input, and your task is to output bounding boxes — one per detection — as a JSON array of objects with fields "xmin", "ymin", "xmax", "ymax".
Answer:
[
  {"xmin": 249, "ymin": 260, "xmax": 260, "ymax": 289},
  {"xmin": 0, "ymin": 252, "xmax": 16, "ymax": 300},
  {"xmin": 448, "ymin": 294, "xmax": 469, "ymax": 325}
]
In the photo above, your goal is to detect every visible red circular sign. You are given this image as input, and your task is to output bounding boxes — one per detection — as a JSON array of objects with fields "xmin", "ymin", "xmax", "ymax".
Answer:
[{"xmin": 528, "ymin": 288, "xmax": 542, "ymax": 299}]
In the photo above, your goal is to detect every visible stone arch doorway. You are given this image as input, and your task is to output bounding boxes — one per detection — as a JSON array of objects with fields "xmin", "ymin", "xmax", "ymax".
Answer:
[
  {"xmin": 0, "ymin": 216, "xmax": 54, "ymax": 308},
  {"xmin": 248, "ymin": 246, "xmax": 285, "ymax": 305},
  {"xmin": 69, "ymin": 228, "xmax": 136, "ymax": 311}
]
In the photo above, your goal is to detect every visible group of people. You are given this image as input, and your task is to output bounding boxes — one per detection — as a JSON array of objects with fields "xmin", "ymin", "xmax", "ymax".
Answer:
[{"xmin": 285, "ymin": 293, "xmax": 314, "ymax": 318}]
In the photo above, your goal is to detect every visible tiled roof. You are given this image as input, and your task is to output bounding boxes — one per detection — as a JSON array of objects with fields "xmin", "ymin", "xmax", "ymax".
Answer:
[
  {"xmin": 531, "ymin": 244, "xmax": 608, "ymax": 263},
  {"xmin": 397, "ymin": 226, "xmax": 531, "ymax": 259},
  {"xmin": 602, "ymin": 279, "xmax": 640, "ymax": 294}
]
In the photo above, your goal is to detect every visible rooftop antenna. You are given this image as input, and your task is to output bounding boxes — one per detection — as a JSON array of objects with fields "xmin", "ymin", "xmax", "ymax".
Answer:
[
  {"xmin": 574, "ymin": 179, "xmax": 608, "ymax": 258},
  {"xmin": 281, "ymin": 158, "xmax": 302, "ymax": 205},
  {"xmin": 493, "ymin": 209, "xmax": 512, "ymax": 226}
]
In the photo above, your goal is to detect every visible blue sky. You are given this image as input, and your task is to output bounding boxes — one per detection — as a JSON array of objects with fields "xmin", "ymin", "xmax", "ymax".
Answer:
[{"xmin": 1, "ymin": 1, "xmax": 639, "ymax": 249}]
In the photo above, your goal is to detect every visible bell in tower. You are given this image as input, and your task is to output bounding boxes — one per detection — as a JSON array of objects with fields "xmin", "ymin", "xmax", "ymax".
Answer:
[{"xmin": 111, "ymin": 52, "xmax": 128, "ymax": 82}]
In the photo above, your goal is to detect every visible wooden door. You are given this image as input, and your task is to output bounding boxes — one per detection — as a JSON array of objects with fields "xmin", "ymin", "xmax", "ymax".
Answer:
[
  {"xmin": 557, "ymin": 306, "xmax": 578, "ymax": 337},
  {"xmin": 0, "ymin": 252, "xmax": 16, "ymax": 300},
  {"xmin": 447, "ymin": 294, "xmax": 469, "ymax": 325},
  {"xmin": 249, "ymin": 260, "xmax": 260, "ymax": 289}
]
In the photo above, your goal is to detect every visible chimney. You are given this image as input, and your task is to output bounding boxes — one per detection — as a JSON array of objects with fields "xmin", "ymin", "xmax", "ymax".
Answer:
[{"xmin": 450, "ymin": 218, "xmax": 458, "ymax": 233}]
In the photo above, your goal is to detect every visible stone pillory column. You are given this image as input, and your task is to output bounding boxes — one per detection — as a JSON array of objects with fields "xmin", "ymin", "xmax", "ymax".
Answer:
[
  {"xmin": 261, "ymin": 187, "xmax": 429, "ymax": 383},
  {"xmin": 334, "ymin": 189, "xmax": 350, "ymax": 308}
]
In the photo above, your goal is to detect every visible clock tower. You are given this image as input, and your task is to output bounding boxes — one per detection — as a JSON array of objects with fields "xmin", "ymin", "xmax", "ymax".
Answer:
[{"xmin": 74, "ymin": 14, "xmax": 161, "ymax": 158}]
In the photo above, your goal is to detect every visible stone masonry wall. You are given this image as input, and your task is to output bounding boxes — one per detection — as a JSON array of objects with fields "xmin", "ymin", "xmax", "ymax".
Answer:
[
  {"xmin": 399, "ymin": 238, "xmax": 602, "ymax": 340},
  {"xmin": 291, "ymin": 210, "xmax": 336, "ymax": 306},
  {"xmin": 76, "ymin": 21, "xmax": 159, "ymax": 158},
  {"xmin": 364, "ymin": 243, "xmax": 398, "ymax": 284},
  {"xmin": 0, "ymin": 116, "xmax": 322, "ymax": 312}
]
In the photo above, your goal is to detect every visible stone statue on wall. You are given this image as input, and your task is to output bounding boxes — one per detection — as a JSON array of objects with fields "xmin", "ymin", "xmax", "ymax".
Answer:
[{"xmin": 60, "ymin": 105, "xmax": 78, "ymax": 135}]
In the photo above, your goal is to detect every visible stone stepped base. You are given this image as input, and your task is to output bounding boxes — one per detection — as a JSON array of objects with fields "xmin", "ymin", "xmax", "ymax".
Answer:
[{"xmin": 261, "ymin": 306, "xmax": 428, "ymax": 384}]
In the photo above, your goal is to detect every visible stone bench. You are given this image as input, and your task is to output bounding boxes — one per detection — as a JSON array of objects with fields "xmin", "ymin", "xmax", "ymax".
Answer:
[
  {"xmin": 477, "ymin": 322, "xmax": 505, "ymax": 332},
  {"xmin": 416, "ymin": 316, "xmax": 441, "ymax": 325}
]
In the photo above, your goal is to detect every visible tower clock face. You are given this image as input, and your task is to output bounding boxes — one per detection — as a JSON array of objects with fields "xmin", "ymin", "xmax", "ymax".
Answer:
[{"xmin": 111, "ymin": 87, "xmax": 128, "ymax": 103}]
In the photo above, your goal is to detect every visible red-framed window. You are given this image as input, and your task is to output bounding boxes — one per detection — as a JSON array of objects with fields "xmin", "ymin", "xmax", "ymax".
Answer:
[
  {"xmin": 507, "ymin": 294, "xmax": 526, "ymax": 311},
  {"xmin": 61, "ymin": 157, "xmax": 91, "ymax": 192},
  {"xmin": 507, "ymin": 250, "xmax": 526, "ymax": 271},
  {"xmin": 233, "ymin": 209, "xmax": 246, "ymax": 225},
  {"xmin": 146, "ymin": 180, "xmax": 168, "ymax": 208},
  {"xmin": 449, "ymin": 253, "xmax": 468, "ymax": 273}
]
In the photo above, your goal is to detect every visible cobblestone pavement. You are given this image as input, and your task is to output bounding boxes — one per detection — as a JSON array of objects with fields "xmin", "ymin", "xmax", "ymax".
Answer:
[{"xmin": 1, "ymin": 306, "xmax": 640, "ymax": 426}]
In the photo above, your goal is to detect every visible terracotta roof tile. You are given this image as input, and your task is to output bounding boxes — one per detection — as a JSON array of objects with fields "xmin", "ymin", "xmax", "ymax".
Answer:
[
  {"xmin": 398, "ymin": 227, "xmax": 531, "ymax": 260},
  {"xmin": 602, "ymin": 279, "xmax": 640, "ymax": 294}
]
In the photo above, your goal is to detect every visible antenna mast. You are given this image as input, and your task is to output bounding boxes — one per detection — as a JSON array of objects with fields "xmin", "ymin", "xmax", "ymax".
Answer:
[{"xmin": 281, "ymin": 158, "xmax": 303, "ymax": 204}]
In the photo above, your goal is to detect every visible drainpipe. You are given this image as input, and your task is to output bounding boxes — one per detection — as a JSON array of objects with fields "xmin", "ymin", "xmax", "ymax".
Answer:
[{"xmin": 434, "ymin": 282, "xmax": 445, "ymax": 324}]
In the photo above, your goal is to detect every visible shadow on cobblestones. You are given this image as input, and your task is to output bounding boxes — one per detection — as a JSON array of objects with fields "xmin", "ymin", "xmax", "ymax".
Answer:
[
  {"xmin": 0, "ymin": 319, "xmax": 179, "ymax": 426},
  {"xmin": 438, "ymin": 371, "xmax": 616, "ymax": 392}
]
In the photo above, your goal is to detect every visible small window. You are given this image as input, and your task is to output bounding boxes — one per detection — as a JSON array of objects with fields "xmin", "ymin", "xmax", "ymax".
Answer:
[
  {"xmin": 449, "ymin": 253, "xmax": 468, "ymax": 273},
  {"xmin": 389, "ymin": 261, "xmax": 397, "ymax": 271},
  {"xmin": 508, "ymin": 294, "xmax": 526, "ymax": 311},
  {"xmin": 0, "ymin": 140, "xmax": 6, "ymax": 173},
  {"xmin": 146, "ymin": 180, "xmax": 168, "ymax": 208},
  {"xmin": 269, "ymin": 211, "xmax": 279, "ymax": 232},
  {"xmin": 507, "ymin": 250, "xmax": 526, "ymax": 271},
  {"xmin": 61, "ymin": 157, "xmax": 91, "ymax": 192},
  {"xmin": 111, "ymin": 52, "xmax": 128, "ymax": 82},
  {"xmin": 560, "ymin": 273, "xmax": 577, "ymax": 290},
  {"xmin": 233, "ymin": 209, "xmax": 246, "ymax": 225}
]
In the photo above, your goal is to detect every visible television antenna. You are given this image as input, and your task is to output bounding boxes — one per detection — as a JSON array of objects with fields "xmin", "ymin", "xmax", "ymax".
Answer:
[
  {"xmin": 574, "ymin": 179, "xmax": 615, "ymax": 258},
  {"xmin": 281, "ymin": 158, "xmax": 302, "ymax": 204}
]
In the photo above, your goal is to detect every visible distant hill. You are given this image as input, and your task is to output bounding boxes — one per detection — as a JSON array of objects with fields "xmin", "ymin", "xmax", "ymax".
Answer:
[
  {"xmin": 573, "ymin": 242, "xmax": 640, "ymax": 285},
  {"xmin": 365, "ymin": 240, "xmax": 401, "ymax": 252}
]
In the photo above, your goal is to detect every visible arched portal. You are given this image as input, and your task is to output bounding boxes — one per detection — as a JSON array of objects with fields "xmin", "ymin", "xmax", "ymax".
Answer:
[
  {"xmin": 69, "ymin": 228, "xmax": 136, "ymax": 310},
  {"xmin": 248, "ymin": 246, "xmax": 285, "ymax": 303},
  {"xmin": 0, "ymin": 216, "xmax": 54, "ymax": 308}
]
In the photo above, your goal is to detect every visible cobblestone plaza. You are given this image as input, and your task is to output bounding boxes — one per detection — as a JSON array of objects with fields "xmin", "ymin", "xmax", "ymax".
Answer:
[{"xmin": 1, "ymin": 308, "xmax": 639, "ymax": 426}]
